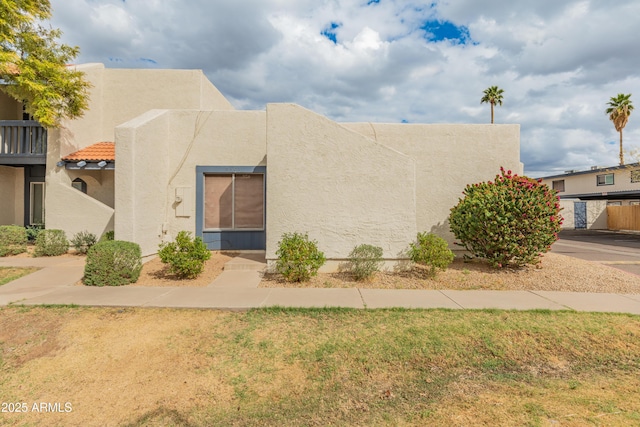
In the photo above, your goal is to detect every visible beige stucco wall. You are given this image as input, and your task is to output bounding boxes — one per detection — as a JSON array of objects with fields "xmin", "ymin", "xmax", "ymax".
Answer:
[
  {"xmin": 67, "ymin": 170, "xmax": 115, "ymax": 208},
  {"xmin": 558, "ymin": 199, "xmax": 607, "ymax": 230},
  {"xmin": 541, "ymin": 167, "xmax": 640, "ymax": 197},
  {"xmin": 343, "ymin": 123, "xmax": 522, "ymax": 244},
  {"xmin": 266, "ymin": 104, "xmax": 417, "ymax": 265},
  {"xmin": 45, "ymin": 182, "xmax": 114, "ymax": 239},
  {"xmin": 0, "ymin": 91, "xmax": 22, "ymax": 120},
  {"xmin": 115, "ymin": 109, "xmax": 266, "ymax": 256},
  {"xmin": 0, "ymin": 166, "xmax": 24, "ymax": 225},
  {"xmin": 45, "ymin": 64, "xmax": 236, "ymax": 240}
]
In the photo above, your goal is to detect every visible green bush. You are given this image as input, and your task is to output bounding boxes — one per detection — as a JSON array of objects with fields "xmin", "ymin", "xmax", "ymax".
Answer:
[
  {"xmin": 100, "ymin": 230, "xmax": 115, "ymax": 242},
  {"xmin": 71, "ymin": 230, "xmax": 98, "ymax": 254},
  {"xmin": 408, "ymin": 232, "xmax": 454, "ymax": 278},
  {"xmin": 84, "ymin": 240, "xmax": 142, "ymax": 286},
  {"xmin": 25, "ymin": 224, "xmax": 44, "ymax": 242},
  {"xmin": 348, "ymin": 244, "xmax": 384, "ymax": 281},
  {"xmin": 275, "ymin": 232, "xmax": 326, "ymax": 282},
  {"xmin": 0, "ymin": 225, "xmax": 27, "ymax": 257},
  {"xmin": 34, "ymin": 229, "xmax": 69, "ymax": 257},
  {"xmin": 158, "ymin": 231, "xmax": 211, "ymax": 279},
  {"xmin": 449, "ymin": 167, "xmax": 562, "ymax": 268}
]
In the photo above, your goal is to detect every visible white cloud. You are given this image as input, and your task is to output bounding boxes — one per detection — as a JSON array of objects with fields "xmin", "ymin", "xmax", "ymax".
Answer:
[{"xmin": 49, "ymin": 0, "xmax": 640, "ymax": 176}]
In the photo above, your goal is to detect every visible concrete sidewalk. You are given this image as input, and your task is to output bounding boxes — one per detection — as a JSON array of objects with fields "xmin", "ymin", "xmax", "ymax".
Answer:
[{"xmin": 1, "ymin": 256, "xmax": 640, "ymax": 314}]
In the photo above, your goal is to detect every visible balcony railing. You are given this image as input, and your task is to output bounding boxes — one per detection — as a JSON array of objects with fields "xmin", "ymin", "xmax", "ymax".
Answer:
[{"xmin": 0, "ymin": 120, "xmax": 47, "ymax": 165}]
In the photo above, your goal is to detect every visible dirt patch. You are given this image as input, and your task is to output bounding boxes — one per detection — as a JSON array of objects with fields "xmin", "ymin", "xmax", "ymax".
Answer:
[
  {"xmin": 11, "ymin": 244, "xmax": 84, "ymax": 259},
  {"xmin": 0, "ymin": 308, "xmax": 65, "ymax": 369},
  {"xmin": 132, "ymin": 251, "xmax": 235, "ymax": 287},
  {"xmin": 260, "ymin": 253, "xmax": 640, "ymax": 294}
]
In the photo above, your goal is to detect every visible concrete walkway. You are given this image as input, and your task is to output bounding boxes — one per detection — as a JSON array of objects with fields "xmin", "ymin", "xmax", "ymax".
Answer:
[{"xmin": 1, "ymin": 255, "xmax": 640, "ymax": 314}]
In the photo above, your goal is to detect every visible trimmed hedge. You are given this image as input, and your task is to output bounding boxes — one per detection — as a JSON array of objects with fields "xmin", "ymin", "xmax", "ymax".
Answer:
[
  {"xmin": 34, "ymin": 229, "xmax": 69, "ymax": 257},
  {"xmin": 0, "ymin": 225, "xmax": 28, "ymax": 257},
  {"xmin": 83, "ymin": 240, "xmax": 142, "ymax": 286}
]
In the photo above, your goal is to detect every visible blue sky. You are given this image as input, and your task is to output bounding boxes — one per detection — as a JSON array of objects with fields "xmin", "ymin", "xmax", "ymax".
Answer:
[{"xmin": 49, "ymin": 0, "xmax": 640, "ymax": 177}]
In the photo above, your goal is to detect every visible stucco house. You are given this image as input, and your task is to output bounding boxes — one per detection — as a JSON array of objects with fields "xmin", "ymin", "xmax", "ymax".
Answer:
[{"xmin": 1, "ymin": 63, "xmax": 522, "ymax": 269}]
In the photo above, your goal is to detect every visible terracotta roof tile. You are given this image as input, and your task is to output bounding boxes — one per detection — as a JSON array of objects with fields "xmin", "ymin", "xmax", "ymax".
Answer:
[{"xmin": 62, "ymin": 142, "xmax": 115, "ymax": 162}]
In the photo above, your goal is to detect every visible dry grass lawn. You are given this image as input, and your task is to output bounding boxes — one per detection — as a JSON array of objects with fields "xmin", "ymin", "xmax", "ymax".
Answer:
[{"xmin": 1, "ymin": 307, "xmax": 639, "ymax": 426}]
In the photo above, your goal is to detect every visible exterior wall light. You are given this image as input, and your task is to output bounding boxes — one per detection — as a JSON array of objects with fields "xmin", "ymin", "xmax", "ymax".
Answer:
[
  {"xmin": 76, "ymin": 160, "xmax": 87, "ymax": 167},
  {"xmin": 97, "ymin": 161, "xmax": 107, "ymax": 167}
]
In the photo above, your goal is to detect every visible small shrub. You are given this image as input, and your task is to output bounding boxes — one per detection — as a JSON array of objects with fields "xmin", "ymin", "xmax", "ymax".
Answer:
[
  {"xmin": 100, "ymin": 230, "xmax": 115, "ymax": 241},
  {"xmin": 348, "ymin": 244, "xmax": 384, "ymax": 281},
  {"xmin": 34, "ymin": 229, "xmax": 69, "ymax": 257},
  {"xmin": 408, "ymin": 232, "xmax": 454, "ymax": 278},
  {"xmin": 84, "ymin": 240, "xmax": 142, "ymax": 286},
  {"xmin": 0, "ymin": 225, "xmax": 27, "ymax": 257},
  {"xmin": 158, "ymin": 231, "xmax": 211, "ymax": 279},
  {"xmin": 449, "ymin": 167, "xmax": 562, "ymax": 268},
  {"xmin": 25, "ymin": 224, "xmax": 44, "ymax": 242},
  {"xmin": 276, "ymin": 232, "xmax": 326, "ymax": 282},
  {"xmin": 71, "ymin": 230, "xmax": 97, "ymax": 254}
]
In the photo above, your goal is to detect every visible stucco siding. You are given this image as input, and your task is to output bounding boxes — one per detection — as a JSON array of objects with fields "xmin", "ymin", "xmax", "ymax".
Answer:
[
  {"xmin": 344, "ymin": 123, "xmax": 522, "ymax": 244},
  {"xmin": 0, "ymin": 166, "xmax": 24, "ymax": 225},
  {"xmin": 45, "ymin": 182, "xmax": 114, "ymax": 238},
  {"xmin": 45, "ymin": 64, "xmax": 237, "ymax": 245},
  {"xmin": 115, "ymin": 109, "xmax": 266, "ymax": 256},
  {"xmin": 266, "ymin": 104, "xmax": 417, "ymax": 263},
  {"xmin": 0, "ymin": 91, "xmax": 22, "ymax": 120},
  {"xmin": 558, "ymin": 200, "xmax": 607, "ymax": 229}
]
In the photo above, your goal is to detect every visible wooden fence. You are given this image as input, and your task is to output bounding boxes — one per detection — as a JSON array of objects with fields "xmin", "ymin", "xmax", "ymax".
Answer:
[{"xmin": 607, "ymin": 205, "xmax": 640, "ymax": 231}]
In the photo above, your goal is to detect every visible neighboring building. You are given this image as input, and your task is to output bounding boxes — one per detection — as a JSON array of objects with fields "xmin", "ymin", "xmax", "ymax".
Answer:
[
  {"xmin": 1, "ymin": 63, "xmax": 522, "ymax": 269},
  {"xmin": 539, "ymin": 164, "xmax": 640, "ymax": 205},
  {"xmin": 538, "ymin": 164, "xmax": 640, "ymax": 230}
]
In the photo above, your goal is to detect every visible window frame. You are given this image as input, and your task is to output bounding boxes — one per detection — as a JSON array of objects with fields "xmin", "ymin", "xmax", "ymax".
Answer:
[
  {"xmin": 202, "ymin": 171, "xmax": 265, "ymax": 232},
  {"xmin": 552, "ymin": 179, "xmax": 565, "ymax": 192},
  {"xmin": 596, "ymin": 173, "xmax": 614, "ymax": 186},
  {"xmin": 631, "ymin": 170, "xmax": 640, "ymax": 183}
]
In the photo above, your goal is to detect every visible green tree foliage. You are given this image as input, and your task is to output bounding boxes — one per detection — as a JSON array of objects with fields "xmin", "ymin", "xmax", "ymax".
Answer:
[
  {"xmin": 449, "ymin": 168, "xmax": 562, "ymax": 268},
  {"xmin": 481, "ymin": 86, "xmax": 504, "ymax": 124},
  {"xmin": 0, "ymin": 0, "xmax": 90, "ymax": 127},
  {"xmin": 606, "ymin": 93, "xmax": 634, "ymax": 165}
]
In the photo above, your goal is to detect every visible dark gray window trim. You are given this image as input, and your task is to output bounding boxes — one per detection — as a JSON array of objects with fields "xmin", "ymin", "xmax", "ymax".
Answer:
[
  {"xmin": 195, "ymin": 166, "xmax": 266, "ymax": 238},
  {"xmin": 596, "ymin": 173, "xmax": 614, "ymax": 186}
]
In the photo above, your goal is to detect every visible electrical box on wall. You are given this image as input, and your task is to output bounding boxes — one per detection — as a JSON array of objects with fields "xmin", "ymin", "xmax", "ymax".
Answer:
[{"xmin": 175, "ymin": 187, "xmax": 192, "ymax": 217}]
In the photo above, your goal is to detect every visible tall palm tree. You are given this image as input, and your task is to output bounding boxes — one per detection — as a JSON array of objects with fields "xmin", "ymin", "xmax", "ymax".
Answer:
[
  {"xmin": 481, "ymin": 86, "xmax": 504, "ymax": 124},
  {"xmin": 606, "ymin": 93, "xmax": 634, "ymax": 166}
]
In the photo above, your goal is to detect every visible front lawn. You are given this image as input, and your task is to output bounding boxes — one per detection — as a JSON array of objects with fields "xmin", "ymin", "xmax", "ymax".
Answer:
[
  {"xmin": 0, "ymin": 267, "xmax": 38, "ymax": 286},
  {"xmin": 1, "ymin": 306, "xmax": 639, "ymax": 426}
]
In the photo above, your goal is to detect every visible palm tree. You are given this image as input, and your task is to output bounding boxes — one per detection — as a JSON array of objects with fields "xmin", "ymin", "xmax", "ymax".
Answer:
[
  {"xmin": 606, "ymin": 93, "xmax": 634, "ymax": 165},
  {"xmin": 481, "ymin": 86, "xmax": 504, "ymax": 124}
]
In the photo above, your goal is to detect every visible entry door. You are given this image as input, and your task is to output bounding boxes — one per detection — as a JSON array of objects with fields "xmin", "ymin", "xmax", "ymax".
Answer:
[{"xmin": 574, "ymin": 202, "xmax": 587, "ymax": 229}]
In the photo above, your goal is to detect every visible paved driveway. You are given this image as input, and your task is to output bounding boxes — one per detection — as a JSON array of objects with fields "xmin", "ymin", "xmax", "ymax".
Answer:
[{"xmin": 552, "ymin": 230, "xmax": 640, "ymax": 276}]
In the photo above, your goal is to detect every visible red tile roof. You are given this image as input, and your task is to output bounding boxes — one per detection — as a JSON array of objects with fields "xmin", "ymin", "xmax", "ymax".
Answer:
[{"xmin": 62, "ymin": 142, "xmax": 115, "ymax": 162}]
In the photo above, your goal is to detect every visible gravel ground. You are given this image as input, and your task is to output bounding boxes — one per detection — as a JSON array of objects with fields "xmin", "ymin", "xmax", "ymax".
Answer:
[{"xmin": 260, "ymin": 253, "xmax": 640, "ymax": 293}]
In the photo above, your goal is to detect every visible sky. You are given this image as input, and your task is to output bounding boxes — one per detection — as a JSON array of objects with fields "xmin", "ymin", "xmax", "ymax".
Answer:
[{"xmin": 48, "ymin": 0, "xmax": 640, "ymax": 177}]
